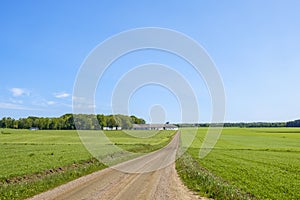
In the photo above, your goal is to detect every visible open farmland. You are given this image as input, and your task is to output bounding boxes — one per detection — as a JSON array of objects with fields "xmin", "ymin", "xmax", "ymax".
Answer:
[
  {"xmin": 0, "ymin": 129, "xmax": 175, "ymax": 199},
  {"xmin": 177, "ymin": 128, "xmax": 300, "ymax": 200}
]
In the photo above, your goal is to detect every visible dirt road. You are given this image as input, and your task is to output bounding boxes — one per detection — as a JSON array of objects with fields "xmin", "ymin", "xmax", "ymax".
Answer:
[{"xmin": 29, "ymin": 132, "xmax": 204, "ymax": 200}]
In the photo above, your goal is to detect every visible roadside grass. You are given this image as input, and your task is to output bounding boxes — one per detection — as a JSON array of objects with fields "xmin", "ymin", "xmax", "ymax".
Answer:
[
  {"xmin": 0, "ymin": 129, "xmax": 175, "ymax": 200},
  {"xmin": 0, "ymin": 159, "xmax": 106, "ymax": 200},
  {"xmin": 176, "ymin": 152, "xmax": 254, "ymax": 200},
  {"xmin": 177, "ymin": 128, "xmax": 300, "ymax": 200}
]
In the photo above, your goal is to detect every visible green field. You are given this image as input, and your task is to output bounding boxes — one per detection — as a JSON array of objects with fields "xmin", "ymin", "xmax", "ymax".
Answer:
[
  {"xmin": 0, "ymin": 129, "xmax": 175, "ymax": 199},
  {"xmin": 2, "ymin": 128, "xmax": 299, "ymax": 200},
  {"xmin": 177, "ymin": 128, "xmax": 300, "ymax": 200}
]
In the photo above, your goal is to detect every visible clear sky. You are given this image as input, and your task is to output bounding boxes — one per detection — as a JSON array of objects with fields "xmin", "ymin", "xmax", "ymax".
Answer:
[{"xmin": 1, "ymin": 0, "xmax": 300, "ymax": 123}]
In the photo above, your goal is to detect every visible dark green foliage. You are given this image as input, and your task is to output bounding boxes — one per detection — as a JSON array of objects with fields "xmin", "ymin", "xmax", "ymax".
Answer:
[
  {"xmin": 0, "ymin": 114, "xmax": 145, "ymax": 130},
  {"xmin": 287, "ymin": 119, "xmax": 300, "ymax": 127},
  {"xmin": 130, "ymin": 115, "xmax": 146, "ymax": 124}
]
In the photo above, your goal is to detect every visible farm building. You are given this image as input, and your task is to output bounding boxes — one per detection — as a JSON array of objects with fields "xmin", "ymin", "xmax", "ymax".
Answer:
[
  {"xmin": 132, "ymin": 124, "xmax": 178, "ymax": 130},
  {"xmin": 103, "ymin": 127, "xmax": 122, "ymax": 130}
]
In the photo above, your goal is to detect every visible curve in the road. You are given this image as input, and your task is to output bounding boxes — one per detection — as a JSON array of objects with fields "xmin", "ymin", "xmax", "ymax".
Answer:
[{"xmin": 28, "ymin": 132, "xmax": 205, "ymax": 200}]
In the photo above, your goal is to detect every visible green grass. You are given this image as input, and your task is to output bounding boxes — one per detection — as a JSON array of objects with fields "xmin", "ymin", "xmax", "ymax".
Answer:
[
  {"xmin": 0, "ymin": 129, "xmax": 91, "ymax": 180},
  {"xmin": 0, "ymin": 159, "xmax": 106, "ymax": 200},
  {"xmin": 106, "ymin": 130, "xmax": 175, "ymax": 153},
  {"xmin": 0, "ymin": 129, "xmax": 175, "ymax": 199},
  {"xmin": 177, "ymin": 128, "xmax": 300, "ymax": 200},
  {"xmin": 176, "ymin": 152, "xmax": 254, "ymax": 200}
]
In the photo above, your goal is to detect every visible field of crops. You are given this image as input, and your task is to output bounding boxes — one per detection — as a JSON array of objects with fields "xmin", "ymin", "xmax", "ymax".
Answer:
[
  {"xmin": 177, "ymin": 128, "xmax": 300, "ymax": 200},
  {"xmin": 3, "ymin": 127, "xmax": 299, "ymax": 200},
  {"xmin": 0, "ymin": 129, "xmax": 175, "ymax": 199}
]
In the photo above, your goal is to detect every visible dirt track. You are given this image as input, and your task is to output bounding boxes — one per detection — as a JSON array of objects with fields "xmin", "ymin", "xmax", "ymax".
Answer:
[{"xmin": 29, "ymin": 132, "xmax": 205, "ymax": 200}]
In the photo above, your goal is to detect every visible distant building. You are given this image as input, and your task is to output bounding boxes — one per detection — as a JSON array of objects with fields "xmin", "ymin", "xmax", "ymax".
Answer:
[
  {"xmin": 132, "ymin": 124, "xmax": 178, "ymax": 131},
  {"xmin": 29, "ymin": 127, "xmax": 39, "ymax": 131},
  {"xmin": 103, "ymin": 127, "xmax": 122, "ymax": 130}
]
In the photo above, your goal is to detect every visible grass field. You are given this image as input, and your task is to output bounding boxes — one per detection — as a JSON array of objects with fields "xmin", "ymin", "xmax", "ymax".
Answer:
[
  {"xmin": 3, "ymin": 127, "xmax": 299, "ymax": 200},
  {"xmin": 0, "ymin": 129, "xmax": 175, "ymax": 200},
  {"xmin": 177, "ymin": 128, "xmax": 300, "ymax": 200}
]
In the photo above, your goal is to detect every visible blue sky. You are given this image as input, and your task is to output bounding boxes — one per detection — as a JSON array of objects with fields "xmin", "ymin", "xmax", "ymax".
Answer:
[{"xmin": 1, "ymin": 0, "xmax": 300, "ymax": 123}]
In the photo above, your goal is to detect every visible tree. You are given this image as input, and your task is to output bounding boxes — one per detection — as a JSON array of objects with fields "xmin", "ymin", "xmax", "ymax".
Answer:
[
  {"xmin": 287, "ymin": 119, "xmax": 300, "ymax": 127},
  {"xmin": 97, "ymin": 114, "xmax": 107, "ymax": 129},
  {"xmin": 0, "ymin": 114, "xmax": 146, "ymax": 130},
  {"xmin": 130, "ymin": 115, "xmax": 145, "ymax": 124},
  {"xmin": 61, "ymin": 114, "xmax": 75, "ymax": 130},
  {"xmin": 106, "ymin": 115, "xmax": 117, "ymax": 128},
  {"xmin": 3, "ymin": 117, "xmax": 14, "ymax": 128}
]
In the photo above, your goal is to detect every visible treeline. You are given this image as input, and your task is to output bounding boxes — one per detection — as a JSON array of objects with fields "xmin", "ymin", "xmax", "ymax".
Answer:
[
  {"xmin": 176, "ymin": 122, "xmax": 287, "ymax": 128},
  {"xmin": 286, "ymin": 119, "xmax": 300, "ymax": 127},
  {"xmin": 223, "ymin": 122, "xmax": 286, "ymax": 128},
  {"xmin": 0, "ymin": 114, "xmax": 145, "ymax": 130}
]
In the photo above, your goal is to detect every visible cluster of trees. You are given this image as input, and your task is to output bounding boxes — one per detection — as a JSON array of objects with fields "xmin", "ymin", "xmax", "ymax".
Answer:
[
  {"xmin": 0, "ymin": 114, "xmax": 145, "ymax": 130},
  {"xmin": 3, "ymin": 115, "xmax": 299, "ymax": 129},
  {"xmin": 176, "ymin": 122, "xmax": 287, "ymax": 128},
  {"xmin": 286, "ymin": 120, "xmax": 300, "ymax": 127},
  {"xmin": 223, "ymin": 122, "xmax": 286, "ymax": 128}
]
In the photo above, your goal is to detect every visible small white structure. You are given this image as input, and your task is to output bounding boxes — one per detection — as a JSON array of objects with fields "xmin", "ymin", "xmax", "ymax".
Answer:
[
  {"xmin": 103, "ymin": 127, "xmax": 122, "ymax": 130},
  {"xmin": 132, "ymin": 124, "xmax": 178, "ymax": 131},
  {"xmin": 29, "ymin": 127, "xmax": 39, "ymax": 131}
]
